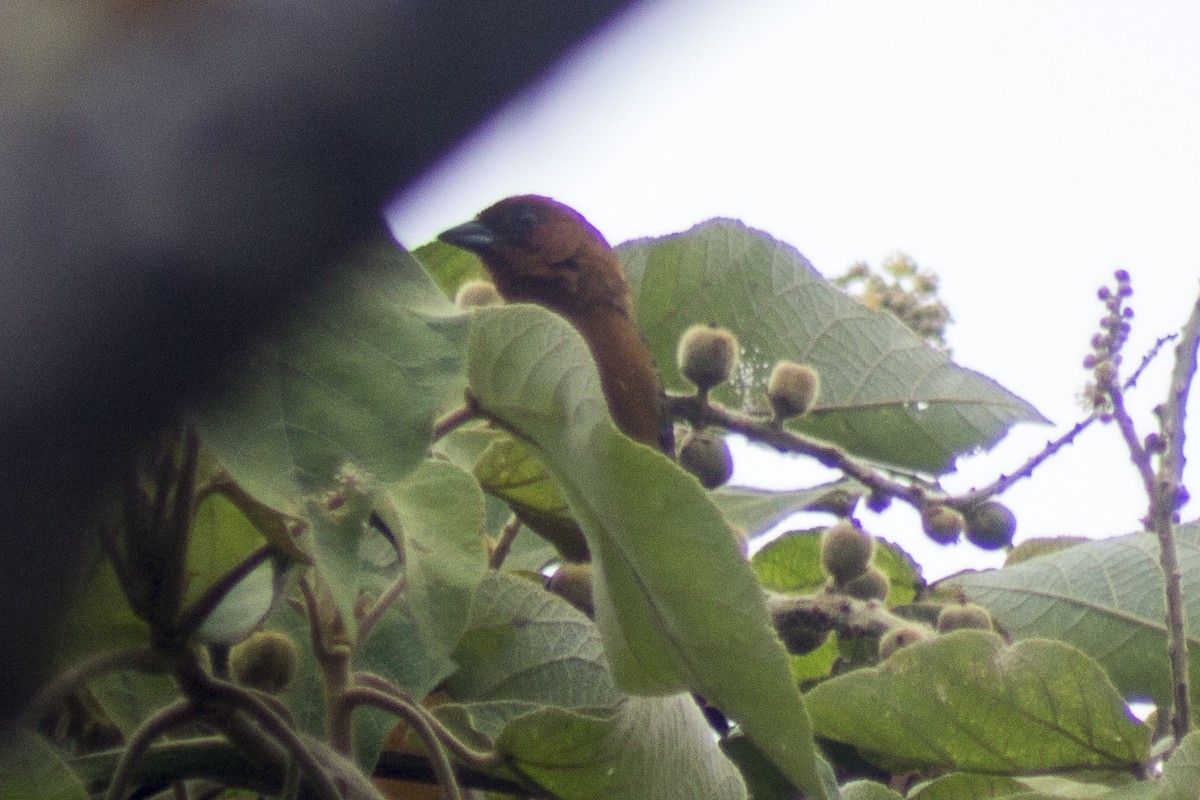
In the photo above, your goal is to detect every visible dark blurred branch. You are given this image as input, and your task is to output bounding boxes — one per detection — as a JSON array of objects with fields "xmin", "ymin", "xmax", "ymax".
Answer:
[{"xmin": 0, "ymin": 0, "xmax": 633, "ymax": 725}]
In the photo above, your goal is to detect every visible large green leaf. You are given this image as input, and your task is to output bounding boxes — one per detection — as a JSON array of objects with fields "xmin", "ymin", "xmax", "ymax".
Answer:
[
  {"xmin": 195, "ymin": 240, "xmax": 467, "ymax": 512},
  {"xmin": 465, "ymin": 305, "xmax": 829, "ymax": 798},
  {"xmin": 948, "ymin": 522, "xmax": 1200, "ymax": 706},
  {"xmin": 0, "ymin": 731, "xmax": 87, "ymax": 800},
  {"xmin": 805, "ymin": 631, "xmax": 1149, "ymax": 775},
  {"xmin": 618, "ymin": 220, "xmax": 1047, "ymax": 474},
  {"xmin": 439, "ymin": 573, "xmax": 746, "ymax": 800}
]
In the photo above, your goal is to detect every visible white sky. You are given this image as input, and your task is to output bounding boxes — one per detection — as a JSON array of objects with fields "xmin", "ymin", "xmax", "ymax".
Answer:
[{"xmin": 390, "ymin": 0, "xmax": 1200, "ymax": 579}]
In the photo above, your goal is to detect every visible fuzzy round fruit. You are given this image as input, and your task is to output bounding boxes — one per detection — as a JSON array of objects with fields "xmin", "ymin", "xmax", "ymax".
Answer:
[
  {"xmin": 964, "ymin": 501, "xmax": 1017, "ymax": 550},
  {"xmin": 921, "ymin": 504, "xmax": 964, "ymax": 545},
  {"xmin": 677, "ymin": 325, "xmax": 739, "ymax": 393},
  {"xmin": 936, "ymin": 603, "xmax": 993, "ymax": 633},
  {"xmin": 878, "ymin": 625, "xmax": 930, "ymax": 660},
  {"xmin": 454, "ymin": 279, "xmax": 503, "ymax": 309},
  {"xmin": 838, "ymin": 565, "xmax": 890, "ymax": 602},
  {"xmin": 230, "ymin": 631, "xmax": 300, "ymax": 694},
  {"xmin": 766, "ymin": 361, "xmax": 820, "ymax": 420},
  {"xmin": 820, "ymin": 521, "xmax": 873, "ymax": 584},
  {"xmin": 679, "ymin": 430, "xmax": 734, "ymax": 490},
  {"xmin": 547, "ymin": 562, "xmax": 594, "ymax": 617}
]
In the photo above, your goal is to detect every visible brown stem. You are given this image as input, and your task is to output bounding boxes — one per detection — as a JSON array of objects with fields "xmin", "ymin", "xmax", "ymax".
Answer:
[
  {"xmin": 153, "ymin": 426, "xmax": 203, "ymax": 635},
  {"xmin": 955, "ymin": 415, "xmax": 1098, "ymax": 507},
  {"xmin": 104, "ymin": 699, "xmax": 198, "ymax": 800},
  {"xmin": 179, "ymin": 659, "xmax": 342, "ymax": 800},
  {"xmin": 25, "ymin": 647, "xmax": 166, "ymax": 726},
  {"xmin": 357, "ymin": 572, "xmax": 408, "ymax": 644},
  {"xmin": 664, "ymin": 393, "xmax": 927, "ymax": 506},
  {"xmin": 352, "ymin": 674, "xmax": 502, "ymax": 771},
  {"xmin": 433, "ymin": 403, "xmax": 481, "ymax": 443},
  {"xmin": 1107, "ymin": 384, "xmax": 1155, "ymax": 497},
  {"xmin": 340, "ymin": 684, "xmax": 467, "ymax": 800},
  {"xmin": 175, "ymin": 545, "xmax": 277, "ymax": 639},
  {"xmin": 488, "ymin": 515, "xmax": 523, "ymax": 570},
  {"xmin": 1154, "ymin": 289, "xmax": 1200, "ymax": 743}
]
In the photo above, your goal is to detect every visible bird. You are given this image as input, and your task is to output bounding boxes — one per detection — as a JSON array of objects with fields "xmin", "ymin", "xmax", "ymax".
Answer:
[{"xmin": 439, "ymin": 195, "xmax": 671, "ymax": 454}]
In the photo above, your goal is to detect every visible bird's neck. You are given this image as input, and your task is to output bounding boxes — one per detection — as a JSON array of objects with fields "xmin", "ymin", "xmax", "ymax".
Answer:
[{"xmin": 567, "ymin": 306, "xmax": 663, "ymax": 449}]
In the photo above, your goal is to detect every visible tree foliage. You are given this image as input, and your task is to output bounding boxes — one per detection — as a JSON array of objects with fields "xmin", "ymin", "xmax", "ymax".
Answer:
[{"xmin": 11, "ymin": 220, "xmax": 1200, "ymax": 800}]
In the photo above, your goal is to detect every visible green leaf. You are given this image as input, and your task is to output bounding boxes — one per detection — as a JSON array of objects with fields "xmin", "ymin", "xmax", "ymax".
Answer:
[
  {"xmin": 751, "ymin": 529, "xmax": 827, "ymax": 594},
  {"xmin": 441, "ymin": 573, "xmax": 746, "ymax": 800},
  {"xmin": 58, "ymin": 546, "xmax": 151, "ymax": 664},
  {"xmin": 472, "ymin": 434, "xmax": 588, "ymax": 560},
  {"xmin": 1161, "ymin": 729, "xmax": 1200, "ymax": 800},
  {"xmin": 618, "ymin": 220, "xmax": 1048, "ymax": 474},
  {"xmin": 752, "ymin": 530, "xmax": 921, "ymax": 605},
  {"xmin": 191, "ymin": 557, "xmax": 283, "ymax": 644},
  {"xmin": 412, "ymin": 239, "xmax": 490, "ymax": 299},
  {"xmin": 195, "ymin": 239, "xmax": 467, "ymax": 512},
  {"xmin": 377, "ymin": 459, "xmax": 488, "ymax": 671},
  {"xmin": 842, "ymin": 780, "xmax": 904, "ymax": 800},
  {"xmin": 187, "ymin": 492, "xmax": 284, "ymax": 644},
  {"xmin": 465, "ymin": 306, "xmax": 829, "ymax": 798},
  {"xmin": 908, "ymin": 773, "xmax": 1029, "ymax": 800},
  {"xmin": 712, "ymin": 481, "xmax": 863, "ymax": 537},
  {"xmin": 443, "ymin": 573, "xmax": 620, "ymax": 711},
  {"xmin": 499, "ymin": 698, "xmax": 748, "ymax": 800},
  {"xmin": 805, "ymin": 631, "xmax": 1149, "ymax": 774},
  {"xmin": 306, "ymin": 495, "xmax": 371, "ymax": 634},
  {"xmin": 0, "ymin": 731, "xmax": 87, "ymax": 800},
  {"xmin": 947, "ymin": 521, "xmax": 1200, "ymax": 706}
]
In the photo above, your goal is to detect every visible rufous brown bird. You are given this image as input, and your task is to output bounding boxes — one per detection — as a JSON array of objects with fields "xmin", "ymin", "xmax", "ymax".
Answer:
[{"xmin": 439, "ymin": 195, "xmax": 671, "ymax": 454}]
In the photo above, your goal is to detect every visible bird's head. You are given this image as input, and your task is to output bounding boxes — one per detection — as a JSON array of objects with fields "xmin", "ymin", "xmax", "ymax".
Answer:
[{"xmin": 439, "ymin": 195, "xmax": 631, "ymax": 317}]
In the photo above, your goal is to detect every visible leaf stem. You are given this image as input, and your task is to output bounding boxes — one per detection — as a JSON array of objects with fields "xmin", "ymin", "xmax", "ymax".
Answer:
[{"xmin": 488, "ymin": 514, "xmax": 523, "ymax": 570}]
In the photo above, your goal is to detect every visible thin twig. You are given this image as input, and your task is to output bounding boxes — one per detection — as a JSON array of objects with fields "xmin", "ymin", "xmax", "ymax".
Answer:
[
  {"xmin": 1127, "ymin": 334, "xmax": 1178, "ymax": 389},
  {"xmin": 433, "ymin": 403, "xmax": 481, "ymax": 443},
  {"xmin": 1107, "ymin": 384, "xmax": 1155, "ymax": 497},
  {"xmin": 352, "ymin": 673, "xmax": 502, "ymax": 771},
  {"xmin": 154, "ymin": 426, "xmax": 202, "ymax": 634},
  {"xmin": 104, "ymin": 699, "xmax": 198, "ymax": 800},
  {"xmin": 664, "ymin": 393, "xmax": 927, "ymax": 506},
  {"xmin": 199, "ymin": 676, "xmax": 342, "ymax": 800},
  {"xmin": 956, "ymin": 415, "xmax": 1098, "ymax": 506},
  {"xmin": 1153, "ymin": 288, "xmax": 1200, "ymax": 744},
  {"xmin": 488, "ymin": 515, "xmax": 523, "ymax": 570},
  {"xmin": 340, "ymin": 684, "xmax": 467, "ymax": 800},
  {"xmin": 175, "ymin": 545, "xmax": 276, "ymax": 639},
  {"xmin": 357, "ymin": 572, "xmax": 408, "ymax": 643},
  {"xmin": 24, "ymin": 647, "xmax": 165, "ymax": 726}
]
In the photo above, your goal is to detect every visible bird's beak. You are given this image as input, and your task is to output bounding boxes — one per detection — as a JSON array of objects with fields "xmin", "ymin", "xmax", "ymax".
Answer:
[{"xmin": 437, "ymin": 220, "xmax": 496, "ymax": 253}]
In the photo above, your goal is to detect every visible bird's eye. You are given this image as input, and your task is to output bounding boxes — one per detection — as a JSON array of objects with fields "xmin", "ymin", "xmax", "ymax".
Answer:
[{"xmin": 516, "ymin": 208, "xmax": 538, "ymax": 231}]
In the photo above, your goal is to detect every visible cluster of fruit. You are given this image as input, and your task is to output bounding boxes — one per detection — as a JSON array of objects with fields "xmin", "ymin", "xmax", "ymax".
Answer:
[
  {"xmin": 675, "ymin": 324, "xmax": 820, "ymax": 490},
  {"xmin": 920, "ymin": 501, "xmax": 1016, "ymax": 549},
  {"xmin": 816, "ymin": 520, "xmax": 994, "ymax": 660}
]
